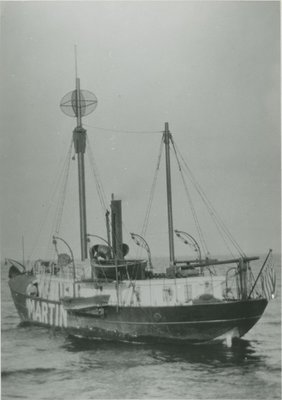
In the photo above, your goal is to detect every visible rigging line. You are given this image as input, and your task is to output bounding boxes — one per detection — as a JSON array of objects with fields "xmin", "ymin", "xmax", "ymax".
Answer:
[
  {"xmin": 171, "ymin": 138, "xmax": 235, "ymax": 258},
  {"xmin": 174, "ymin": 141, "xmax": 246, "ymax": 257},
  {"xmin": 46, "ymin": 140, "xmax": 73, "ymax": 259},
  {"xmin": 28, "ymin": 139, "xmax": 73, "ymax": 261},
  {"xmin": 141, "ymin": 137, "xmax": 164, "ymax": 240},
  {"xmin": 47, "ymin": 145, "xmax": 72, "ymax": 259},
  {"xmin": 180, "ymin": 171, "xmax": 209, "ymax": 256},
  {"xmin": 187, "ymin": 159, "xmax": 244, "ymax": 258},
  {"xmin": 178, "ymin": 170, "xmax": 209, "ymax": 256},
  {"xmin": 171, "ymin": 140, "xmax": 231, "ymax": 257},
  {"xmin": 170, "ymin": 138, "xmax": 209, "ymax": 256},
  {"xmin": 125, "ymin": 138, "xmax": 163, "ymax": 261},
  {"xmin": 135, "ymin": 138, "xmax": 164, "ymax": 263},
  {"xmin": 83, "ymin": 123, "xmax": 162, "ymax": 135},
  {"xmin": 202, "ymin": 204, "xmax": 237, "ymax": 259},
  {"xmin": 180, "ymin": 158, "xmax": 241, "ymax": 258},
  {"xmin": 86, "ymin": 135, "xmax": 109, "ymax": 213},
  {"xmin": 54, "ymin": 141, "xmax": 73, "ymax": 234}
]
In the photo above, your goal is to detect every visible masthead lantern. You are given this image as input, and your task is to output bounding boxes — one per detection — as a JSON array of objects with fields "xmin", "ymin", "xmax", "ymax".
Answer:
[{"xmin": 60, "ymin": 89, "xmax": 98, "ymax": 118}]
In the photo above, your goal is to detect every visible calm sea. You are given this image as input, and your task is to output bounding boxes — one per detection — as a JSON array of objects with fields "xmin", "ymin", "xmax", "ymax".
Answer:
[{"xmin": 1, "ymin": 255, "xmax": 281, "ymax": 400}]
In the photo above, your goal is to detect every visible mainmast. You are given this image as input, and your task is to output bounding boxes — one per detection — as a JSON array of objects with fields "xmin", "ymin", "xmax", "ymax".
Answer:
[
  {"xmin": 60, "ymin": 70, "xmax": 98, "ymax": 261},
  {"xmin": 164, "ymin": 122, "xmax": 175, "ymax": 267}
]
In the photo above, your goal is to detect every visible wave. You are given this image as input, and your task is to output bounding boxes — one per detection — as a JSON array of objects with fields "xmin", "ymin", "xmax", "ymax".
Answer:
[
  {"xmin": 2, "ymin": 367, "xmax": 58, "ymax": 378},
  {"xmin": 266, "ymin": 320, "xmax": 281, "ymax": 326}
]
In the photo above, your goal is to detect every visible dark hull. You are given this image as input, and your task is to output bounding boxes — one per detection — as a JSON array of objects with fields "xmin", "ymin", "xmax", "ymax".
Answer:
[
  {"xmin": 64, "ymin": 301, "xmax": 267, "ymax": 344},
  {"xmin": 8, "ymin": 274, "xmax": 268, "ymax": 344}
]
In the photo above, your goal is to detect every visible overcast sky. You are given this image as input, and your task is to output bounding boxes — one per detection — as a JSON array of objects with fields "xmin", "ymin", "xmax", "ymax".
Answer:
[{"xmin": 0, "ymin": 1, "xmax": 280, "ymax": 262}]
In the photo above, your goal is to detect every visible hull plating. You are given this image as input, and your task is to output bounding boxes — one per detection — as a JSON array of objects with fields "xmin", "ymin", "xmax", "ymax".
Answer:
[{"xmin": 9, "ymin": 275, "xmax": 268, "ymax": 344}]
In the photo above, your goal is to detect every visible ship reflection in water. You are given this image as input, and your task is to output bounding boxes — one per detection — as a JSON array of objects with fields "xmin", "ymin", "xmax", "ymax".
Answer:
[
  {"xmin": 59, "ymin": 333, "xmax": 279, "ymax": 399},
  {"xmin": 64, "ymin": 334, "xmax": 261, "ymax": 366}
]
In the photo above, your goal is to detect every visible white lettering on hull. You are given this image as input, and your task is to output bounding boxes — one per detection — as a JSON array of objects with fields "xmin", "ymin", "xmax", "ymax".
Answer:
[{"xmin": 26, "ymin": 299, "xmax": 67, "ymax": 327}]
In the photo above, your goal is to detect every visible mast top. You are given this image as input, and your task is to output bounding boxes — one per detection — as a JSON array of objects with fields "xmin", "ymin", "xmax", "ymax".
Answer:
[
  {"xmin": 74, "ymin": 45, "xmax": 78, "ymax": 81},
  {"xmin": 60, "ymin": 49, "xmax": 98, "ymax": 126}
]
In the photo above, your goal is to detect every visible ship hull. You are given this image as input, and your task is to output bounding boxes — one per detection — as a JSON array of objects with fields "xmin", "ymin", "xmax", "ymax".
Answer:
[
  {"xmin": 9, "ymin": 274, "xmax": 268, "ymax": 344},
  {"xmin": 68, "ymin": 300, "xmax": 267, "ymax": 343}
]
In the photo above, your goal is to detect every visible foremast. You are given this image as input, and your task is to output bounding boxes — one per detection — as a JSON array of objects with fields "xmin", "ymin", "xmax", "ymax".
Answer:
[
  {"xmin": 60, "ymin": 73, "xmax": 98, "ymax": 261},
  {"xmin": 73, "ymin": 77, "xmax": 88, "ymax": 260}
]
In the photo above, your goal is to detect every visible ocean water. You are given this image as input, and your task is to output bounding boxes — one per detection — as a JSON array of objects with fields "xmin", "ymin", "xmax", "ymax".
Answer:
[{"xmin": 1, "ymin": 256, "xmax": 281, "ymax": 400}]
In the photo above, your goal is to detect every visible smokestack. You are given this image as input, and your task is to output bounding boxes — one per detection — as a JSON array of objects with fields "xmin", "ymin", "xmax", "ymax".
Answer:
[{"xmin": 111, "ymin": 195, "xmax": 123, "ymax": 259}]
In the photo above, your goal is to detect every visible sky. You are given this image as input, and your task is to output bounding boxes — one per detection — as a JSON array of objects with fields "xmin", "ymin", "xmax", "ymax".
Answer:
[{"xmin": 0, "ymin": 1, "xmax": 280, "ymax": 262}]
